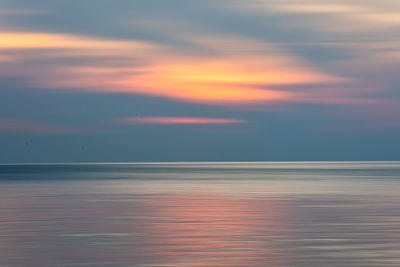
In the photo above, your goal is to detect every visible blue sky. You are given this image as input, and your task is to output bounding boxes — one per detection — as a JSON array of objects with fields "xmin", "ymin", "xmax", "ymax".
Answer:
[{"xmin": 0, "ymin": 0, "xmax": 400, "ymax": 162}]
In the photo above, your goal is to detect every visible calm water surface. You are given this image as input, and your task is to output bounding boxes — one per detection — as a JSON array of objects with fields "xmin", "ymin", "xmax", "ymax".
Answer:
[{"xmin": 1, "ymin": 162, "xmax": 400, "ymax": 266}]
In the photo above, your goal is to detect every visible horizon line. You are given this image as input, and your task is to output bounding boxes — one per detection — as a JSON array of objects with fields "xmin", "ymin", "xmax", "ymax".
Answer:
[{"xmin": 1, "ymin": 160, "xmax": 400, "ymax": 166}]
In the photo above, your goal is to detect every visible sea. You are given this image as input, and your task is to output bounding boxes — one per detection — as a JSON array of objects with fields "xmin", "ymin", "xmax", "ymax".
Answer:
[{"xmin": 0, "ymin": 161, "xmax": 400, "ymax": 266}]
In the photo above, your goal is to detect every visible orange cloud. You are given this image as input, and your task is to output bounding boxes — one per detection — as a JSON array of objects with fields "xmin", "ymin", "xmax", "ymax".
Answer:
[
  {"xmin": 113, "ymin": 54, "xmax": 344, "ymax": 104},
  {"xmin": 0, "ymin": 32, "xmax": 153, "ymax": 51},
  {"xmin": 0, "ymin": 31, "xmax": 349, "ymax": 105},
  {"xmin": 117, "ymin": 117, "xmax": 247, "ymax": 125}
]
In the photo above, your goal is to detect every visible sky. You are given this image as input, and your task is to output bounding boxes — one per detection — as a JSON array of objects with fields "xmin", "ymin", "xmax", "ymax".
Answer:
[{"xmin": 0, "ymin": 0, "xmax": 400, "ymax": 163}]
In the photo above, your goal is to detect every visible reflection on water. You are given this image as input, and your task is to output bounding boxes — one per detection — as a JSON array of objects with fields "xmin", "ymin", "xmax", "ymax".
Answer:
[{"xmin": 0, "ymin": 162, "xmax": 400, "ymax": 266}]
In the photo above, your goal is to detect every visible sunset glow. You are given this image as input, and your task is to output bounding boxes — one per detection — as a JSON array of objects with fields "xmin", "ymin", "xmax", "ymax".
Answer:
[
  {"xmin": 0, "ymin": 31, "xmax": 348, "ymax": 105},
  {"xmin": 0, "ymin": 0, "xmax": 399, "ymax": 161},
  {"xmin": 1, "ymin": 1, "xmax": 400, "ymax": 266}
]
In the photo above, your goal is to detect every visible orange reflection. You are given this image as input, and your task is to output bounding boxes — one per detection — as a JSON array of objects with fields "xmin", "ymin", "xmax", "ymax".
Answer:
[{"xmin": 131, "ymin": 193, "xmax": 295, "ymax": 266}]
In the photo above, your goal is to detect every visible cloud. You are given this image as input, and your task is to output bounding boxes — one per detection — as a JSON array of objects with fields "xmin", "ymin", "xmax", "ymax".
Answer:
[
  {"xmin": 226, "ymin": 0, "xmax": 400, "ymax": 68},
  {"xmin": 0, "ymin": 2, "xmax": 397, "ymax": 133},
  {"xmin": 225, "ymin": 1, "xmax": 400, "ymax": 61},
  {"xmin": 0, "ymin": 117, "xmax": 89, "ymax": 134},
  {"xmin": 0, "ymin": 54, "xmax": 14, "ymax": 62},
  {"xmin": 116, "ymin": 117, "xmax": 247, "ymax": 125},
  {"xmin": 228, "ymin": 0, "xmax": 400, "ymax": 32},
  {"xmin": 0, "ymin": 31, "xmax": 155, "ymax": 51},
  {"xmin": 0, "ymin": 31, "xmax": 348, "ymax": 105},
  {"xmin": 0, "ymin": 9, "xmax": 43, "ymax": 15}
]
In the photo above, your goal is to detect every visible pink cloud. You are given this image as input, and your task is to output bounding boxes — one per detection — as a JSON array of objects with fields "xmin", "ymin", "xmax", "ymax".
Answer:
[
  {"xmin": 0, "ymin": 117, "xmax": 89, "ymax": 134},
  {"xmin": 117, "ymin": 117, "xmax": 247, "ymax": 125}
]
